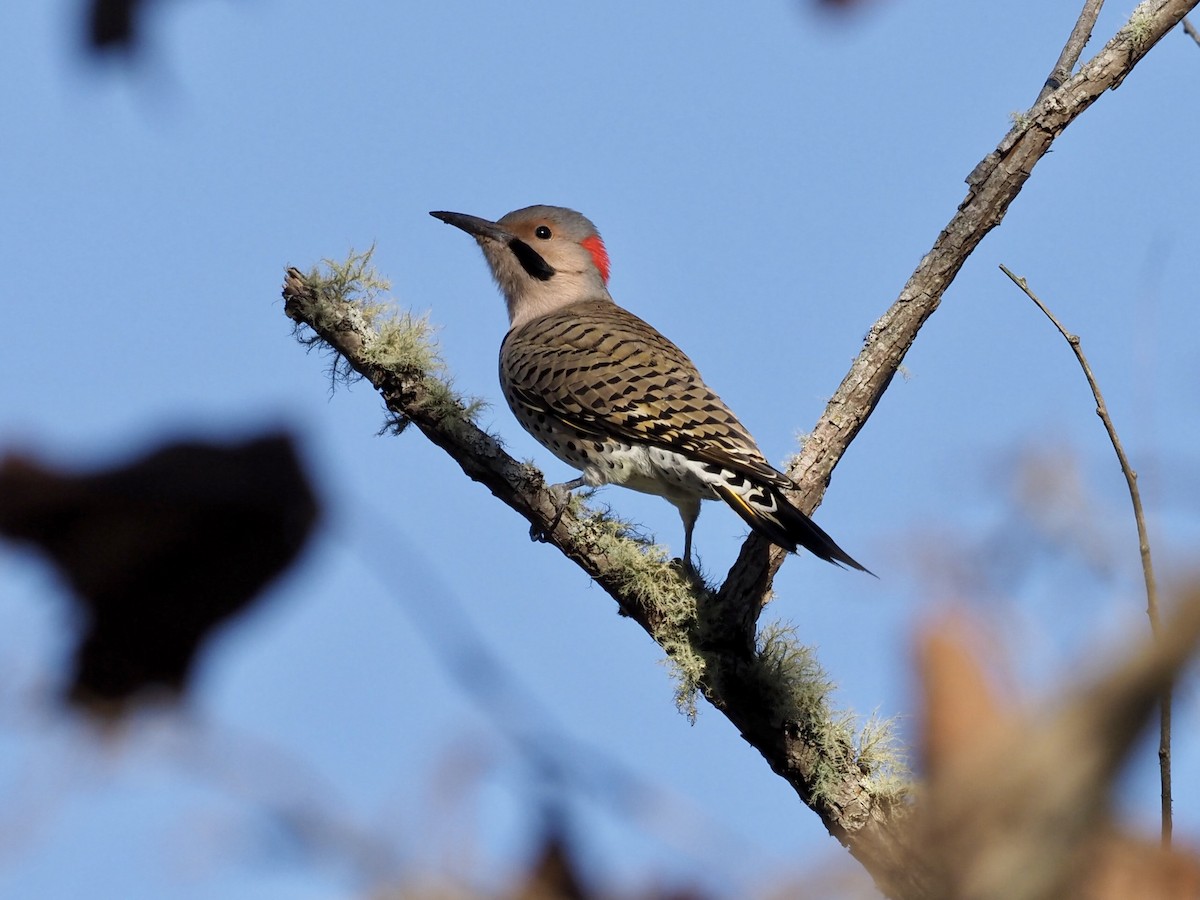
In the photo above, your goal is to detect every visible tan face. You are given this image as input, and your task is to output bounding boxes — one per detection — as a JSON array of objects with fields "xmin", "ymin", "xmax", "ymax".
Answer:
[{"xmin": 434, "ymin": 206, "xmax": 613, "ymax": 327}]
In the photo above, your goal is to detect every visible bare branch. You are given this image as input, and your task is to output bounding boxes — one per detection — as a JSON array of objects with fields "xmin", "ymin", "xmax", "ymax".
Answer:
[
  {"xmin": 1039, "ymin": 0, "xmax": 1107, "ymax": 102},
  {"xmin": 999, "ymin": 264, "xmax": 1170, "ymax": 845},
  {"xmin": 715, "ymin": 0, "xmax": 1200, "ymax": 635}
]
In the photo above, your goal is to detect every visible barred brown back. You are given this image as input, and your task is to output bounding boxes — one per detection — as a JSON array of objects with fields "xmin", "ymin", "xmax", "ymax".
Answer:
[{"xmin": 500, "ymin": 299, "xmax": 785, "ymax": 486}]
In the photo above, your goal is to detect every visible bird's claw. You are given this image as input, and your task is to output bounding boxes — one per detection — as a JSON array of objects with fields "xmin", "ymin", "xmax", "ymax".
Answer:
[
  {"xmin": 530, "ymin": 482, "xmax": 578, "ymax": 543},
  {"xmin": 669, "ymin": 555, "xmax": 707, "ymax": 590}
]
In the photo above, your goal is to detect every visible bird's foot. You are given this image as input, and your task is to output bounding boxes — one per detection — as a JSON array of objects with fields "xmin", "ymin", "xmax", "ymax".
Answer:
[
  {"xmin": 529, "ymin": 477, "xmax": 585, "ymax": 543},
  {"xmin": 670, "ymin": 555, "xmax": 707, "ymax": 590}
]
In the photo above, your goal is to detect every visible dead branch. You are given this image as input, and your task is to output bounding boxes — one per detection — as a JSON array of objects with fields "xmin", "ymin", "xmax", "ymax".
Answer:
[
  {"xmin": 713, "ymin": 0, "xmax": 1200, "ymax": 639},
  {"xmin": 1039, "ymin": 0, "xmax": 1107, "ymax": 102},
  {"xmin": 999, "ymin": 264, "xmax": 1170, "ymax": 844}
]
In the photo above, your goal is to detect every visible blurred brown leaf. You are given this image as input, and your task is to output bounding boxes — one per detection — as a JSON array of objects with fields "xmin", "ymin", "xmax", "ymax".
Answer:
[
  {"xmin": 913, "ymin": 598, "xmax": 1200, "ymax": 900},
  {"xmin": 510, "ymin": 832, "xmax": 588, "ymax": 900}
]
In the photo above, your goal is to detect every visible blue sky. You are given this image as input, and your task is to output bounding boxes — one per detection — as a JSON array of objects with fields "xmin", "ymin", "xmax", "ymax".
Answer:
[{"xmin": 2, "ymin": 1, "xmax": 1198, "ymax": 896}]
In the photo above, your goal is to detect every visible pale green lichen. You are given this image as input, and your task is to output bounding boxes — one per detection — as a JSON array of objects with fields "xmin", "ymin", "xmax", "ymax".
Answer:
[
  {"xmin": 1126, "ymin": 4, "xmax": 1154, "ymax": 48},
  {"xmin": 756, "ymin": 623, "xmax": 836, "ymax": 720},
  {"xmin": 309, "ymin": 245, "xmax": 390, "ymax": 309},
  {"xmin": 753, "ymin": 622, "xmax": 910, "ymax": 806},
  {"xmin": 294, "ymin": 247, "xmax": 485, "ymax": 432},
  {"xmin": 1009, "ymin": 110, "xmax": 1032, "ymax": 131},
  {"xmin": 782, "ymin": 434, "xmax": 810, "ymax": 483},
  {"xmin": 568, "ymin": 504, "xmax": 710, "ymax": 720},
  {"xmin": 541, "ymin": 495, "xmax": 912, "ymax": 806},
  {"xmin": 855, "ymin": 711, "xmax": 911, "ymax": 807},
  {"xmin": 566, "ymin": 499, "xmax": 912, "ymax": 805}
]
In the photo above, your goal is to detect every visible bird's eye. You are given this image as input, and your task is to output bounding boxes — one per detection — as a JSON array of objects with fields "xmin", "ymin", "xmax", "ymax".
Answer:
[{"xmin": 535, "ymin": 225, "xmax": 552, "ymax": 240}]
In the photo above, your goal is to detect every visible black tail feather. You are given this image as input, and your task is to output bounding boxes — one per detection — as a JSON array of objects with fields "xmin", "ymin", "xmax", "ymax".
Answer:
[{"xmin": 714, "ymin": 483, "xmax": 874, "ymax": 576}]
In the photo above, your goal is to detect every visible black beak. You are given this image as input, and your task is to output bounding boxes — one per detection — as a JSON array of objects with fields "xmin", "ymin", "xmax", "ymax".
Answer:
[
  {"xmin": 429, "ymin": 210, "xmax": 514, "ymax": 243},
  {"xmin": 430, "ymin": 210, "xmax": 556, "ymax": 282}
]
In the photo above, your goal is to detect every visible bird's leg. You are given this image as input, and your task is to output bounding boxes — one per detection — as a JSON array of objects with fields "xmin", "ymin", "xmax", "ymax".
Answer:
[
  {"xmin": 682, "ymin": 522, "xmax": 694, "ymax": 574},
  {"xmin": 530, "ymin": 476, "xmax": 586, "ymax": 543},
  {"xmin": 674, "ymin": 497, "xmax": 702, "ymax": 580}
]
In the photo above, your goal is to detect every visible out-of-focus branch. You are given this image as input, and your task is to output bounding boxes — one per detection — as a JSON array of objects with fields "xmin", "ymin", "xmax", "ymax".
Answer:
[
  {"xmin": 713, "ymin": 0, "xmax": 1200, "ymax": 636},
  {"xmin": 999, "ymin": 264, "xmax": 1170, "ymax": 844},
  {"xmin": 914, "ymin": 591, "xmax": 1200, "ymax": 899}
]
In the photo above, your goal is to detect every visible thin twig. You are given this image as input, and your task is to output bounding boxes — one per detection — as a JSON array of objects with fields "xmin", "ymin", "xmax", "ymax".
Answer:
[
  {"xmin": 998, "ymin": 264, "xmax": 1170, "ymax": 846},
  {"xmin": 1039, "ymin": 0, "xmax": 1107, "ymax": 102},
  {"xmin": 1184, "ymin": 16, "xmax": 1200, "ymax": 45}
]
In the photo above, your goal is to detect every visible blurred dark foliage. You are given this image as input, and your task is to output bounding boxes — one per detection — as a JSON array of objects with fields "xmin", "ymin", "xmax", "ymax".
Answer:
[
  {"xmin": 0, "ymin": 433, "xmax": 319, "ymax": 712},
  {"xmin": 805, "ymin": 0, "xmax": 888, "ymax": 22},
  {"xmin": 86, "ymin": 0, "xmax": 152, "ymax": 54},
  {"xmin": 811, "ymin": 0, "xmax": 879, "ymax": 12}
]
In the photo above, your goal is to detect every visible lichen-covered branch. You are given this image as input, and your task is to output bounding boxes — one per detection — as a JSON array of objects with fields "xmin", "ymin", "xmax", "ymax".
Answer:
[
  {"xmin": 282, "ymin": 257, "xmax": 685, "ymax": 642},
  {"xmin": 281, "ymin": 254, "xmax": 912, "ymax": 887}
]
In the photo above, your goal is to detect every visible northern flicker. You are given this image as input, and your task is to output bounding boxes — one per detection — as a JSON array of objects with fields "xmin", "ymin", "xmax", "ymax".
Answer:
[{"xmin": 431, "ymin": 205, "xmax": 869, "ymax": 574}]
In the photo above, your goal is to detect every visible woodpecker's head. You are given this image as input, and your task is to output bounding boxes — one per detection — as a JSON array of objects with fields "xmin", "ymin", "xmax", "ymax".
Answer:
[{"xmin": 431, "ymin": 205, "xmax": 612, "ymax": 327}]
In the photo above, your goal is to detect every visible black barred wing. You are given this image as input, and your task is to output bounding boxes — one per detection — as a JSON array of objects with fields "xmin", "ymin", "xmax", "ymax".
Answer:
[{"xmin": 499, "ymin": 299, "xmax": 791, "ymax": 489}]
